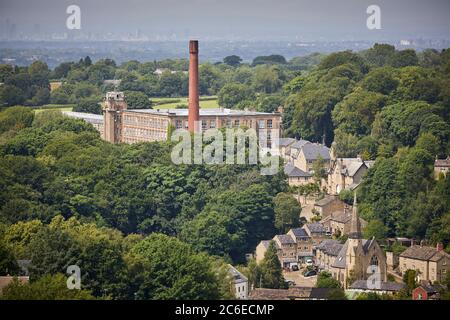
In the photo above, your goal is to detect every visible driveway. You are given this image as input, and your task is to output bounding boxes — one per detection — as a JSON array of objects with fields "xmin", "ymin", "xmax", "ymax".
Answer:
[{"xmin": 283, "ymin": 270, "xmax": 317, "ymax": 287}]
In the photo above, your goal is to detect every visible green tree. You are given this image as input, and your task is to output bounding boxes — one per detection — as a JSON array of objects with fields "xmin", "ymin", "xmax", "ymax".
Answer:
[
  {"xmin": 403, "ymin": 269, "xmax": 418, "ymax": 295},
  {"xmin": 259, "ymin": 241, "xmax": 286, "ymax": 289},
  {"xmin": 128, "ymin": 234, "xmax": 223, "ymax": 299},
  {"xmin": 363, "ymin": 219, "xmax": 389, "ymax": 241},
  {"xmin": 73, "ymin": 98, "xmax": 102, "ymax": 114},
  {"xmin": 316, "ymin": 271, "xmax": 341, "ymax": 288},
  {"xmin": 0, "ymin": 274, "xmax": 94, "ymax": 300},
  {"xmin": 218, "ymin": 83, "xmax": 254, "ymax": 108},
  {"xmin": 273, "ymin": 192, "xmax": 300, "ymax": 233},
  {"xmin": 125, "ymin": 91, "xmax": 151, "ymax": 109},
  {"xmin": 223, "ymin": 55, "xmax": 242, "ymax": 67}
]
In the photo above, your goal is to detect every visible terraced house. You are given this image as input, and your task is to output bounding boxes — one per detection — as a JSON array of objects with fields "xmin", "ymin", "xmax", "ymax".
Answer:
[{"xmin": 399, "ymin": 244, "xmax": 450, "ymax": 283}]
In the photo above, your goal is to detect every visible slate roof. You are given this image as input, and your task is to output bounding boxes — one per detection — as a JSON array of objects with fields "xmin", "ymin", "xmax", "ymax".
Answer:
[
  {"xmin": 63, "ymin": 111, "xmax": 104, "ymax": 124},
  {"xmin": 306, "ymin": 223, "xmax": 327, "ymax": 234},
  {"xmin": 228, "ymin": 264, "xmax": 248, "ymax": 284},
  {"xmin": 315, "ymin": 195, "xmax": 337, "ymax": 207},
  {"xmin": 316, "ymin": 239, "xmax": 344, "ymax": 256},
  {"xmin": 332, "ymin": 239, "xmax": 374, "ymax": 269},
  {"xmin": 349, "ymin": 280, "xmax": 406, "ymax": 292},
  {"xmin": 284, "ymin": 163, "xmax": 312, "ymax": 178},
  {"xmin": 290, "ymin": 228, "xmax": 310, "ymax": 239},
  {"xmin": 278, "ymin": 138, "xmax": 297, "ymax": 148},
  {"xmin": 301, "ymin": 143, "xmax": 330, "ymax": 161},
  {"xmin": 259, "ymin": 240, "xmax": 272, "ymax": 249},
  {"xmin": 290, "ymin": 139, "xmax": 311, "ymax": 150},
  {"xmin": 274, "ymin": 234, "xmax": 296, "ymax": 245},
  {"xmin": 400, "ymin": 245, "xmax": 449, "ymax": 261},
  {"xmin": 435, "ymin": 157, "xmax": 450, "ymax": 167}
]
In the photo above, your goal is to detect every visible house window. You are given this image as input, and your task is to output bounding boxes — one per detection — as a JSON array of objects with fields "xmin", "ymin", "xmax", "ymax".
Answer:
[
  {"xmin": 226, "ymin": 119, "xmax": 232, "ymax": 128},
  {"xmin": 234, "ymin": 119, "xmax": 240, "ymax": 127},
  {"xmin": 175, "ymin": 120, "xmax": 182, "ymax": 129},
  {"xmin": 202, "ymin": 120, "xmax": 208, "ymax": 130},
  {"xmin": 267, "ymin": 119, "xmax": 273, "ymax": 128},
  {"xmin": 210, "ymin": 120, "xmax": 216, "ymax": 128},
  {"xmin": 370, "ymin": 255, "xmax": 379, "ymax": 266},
  {"xmin": 258, "ymin": 120, "xmax": 265, "ymax": 129}
]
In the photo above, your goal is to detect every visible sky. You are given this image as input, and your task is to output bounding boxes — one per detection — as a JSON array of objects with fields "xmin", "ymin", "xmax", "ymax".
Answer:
[{"xmin": 1, "ymin": 0, "xmax": 450, "ymax": 41}]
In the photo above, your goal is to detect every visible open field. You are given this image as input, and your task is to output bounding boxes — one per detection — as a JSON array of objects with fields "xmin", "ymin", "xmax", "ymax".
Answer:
[
  {"xmin": 151, "ymin": 96, "xmax": 219, "ymax": 109},
  {"xmin": 33, "ymin": 104, "xmax": 75, "ymax": 113}
]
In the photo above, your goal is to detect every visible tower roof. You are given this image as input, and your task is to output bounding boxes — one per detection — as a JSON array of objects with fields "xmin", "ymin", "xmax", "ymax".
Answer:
[{"xmin": 348, "ymin": 193, "xmax": 362, "ymax": 239}]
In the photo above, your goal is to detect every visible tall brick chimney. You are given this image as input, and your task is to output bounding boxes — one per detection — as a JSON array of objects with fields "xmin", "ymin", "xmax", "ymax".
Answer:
[{"xmin": 188, "ymin": 40, "xmax": 200, "ymax": 133}]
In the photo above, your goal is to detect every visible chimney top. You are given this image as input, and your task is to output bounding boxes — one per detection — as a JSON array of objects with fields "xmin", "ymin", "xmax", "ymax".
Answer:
[{"xmin": 189, "ymin": 40, "xmax": 199, "ymax": 54}]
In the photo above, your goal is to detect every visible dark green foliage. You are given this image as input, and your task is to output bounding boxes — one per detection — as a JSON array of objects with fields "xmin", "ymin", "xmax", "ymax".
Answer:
[
  {"xmin": 127, "ymin": 234, "xmax": 223, "ymax": 299},
  {"xmin": 258, "ymin": 241, "xmax": 286, "ymax": 289},
  {"xmin": 0, "ymin": 274, "xmax": 95, "ymax": 300},
  {"xmin": 124, "ymin": 91, "xmax": 151, "ymax": 109},
  {"xmin": 252, "ymin": 55, "xmax": 287, "ymax": 66},
  {"xmin": 73, "ymin": 97, "xmax": 102, "ymax": 114},
  {"xmin": 316, "ymin": 271, "xmax": 341, "ymax": 288}
]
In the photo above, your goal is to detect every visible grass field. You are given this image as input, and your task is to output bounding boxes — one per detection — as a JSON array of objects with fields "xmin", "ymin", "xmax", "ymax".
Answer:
[
  {"xmin": 34, "ymin": 104, "xmax": 75, "ymax": 113},
  {"xmin": 151, "ymin": 96, "xmax": 219, "ymax": 109}
]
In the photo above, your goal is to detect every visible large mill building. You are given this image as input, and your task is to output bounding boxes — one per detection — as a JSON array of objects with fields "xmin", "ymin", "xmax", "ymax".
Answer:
[{"xmin": 65, "ymin": 40, "xmax": 282, "ymax": 145}]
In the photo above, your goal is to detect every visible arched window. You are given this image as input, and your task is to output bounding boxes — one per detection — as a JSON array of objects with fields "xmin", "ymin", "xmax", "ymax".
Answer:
[{"xmin": 370, "ymin": 255, "xmax": 378, "ymax": 266}]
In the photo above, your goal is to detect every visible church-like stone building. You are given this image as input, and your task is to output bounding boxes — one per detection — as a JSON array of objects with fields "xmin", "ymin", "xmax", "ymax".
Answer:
[{"xmin": 328, "ymin": 195, "xmax": 387, "ymax": 288}]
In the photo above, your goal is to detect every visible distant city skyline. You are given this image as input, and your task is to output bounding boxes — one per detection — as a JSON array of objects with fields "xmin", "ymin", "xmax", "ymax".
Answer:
[{"xmin": 0, "ymin": 0, "xmax": 450, "ymax": 42}]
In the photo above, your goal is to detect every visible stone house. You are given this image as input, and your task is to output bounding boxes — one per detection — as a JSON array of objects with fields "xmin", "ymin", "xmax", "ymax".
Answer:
[
  {"xmin": 273, "ymin": 234, "xmax": 298, "ymax": 268},
  {"xmin": 304, "ymin": 223, "xmax": 329, "ymax": 244},
  {"xmin": 284, "ymin": 163, "xmax": 313, "ymax": 186},
  {"xmin": 255, "ymin": 228, "xmax": 315, "ymax": 268},
  {"xmin": 228, "ymin": 264, "xmax": 249, "ymax": 300},
  {"xmin": 287, "ymin": 228, "xmax": 314, "ymax": 263},
  {"xmin": 412, "ymin": 282, "xmax": 446, "ymax": 300},
  {"xmin": 320, "ymin": 207, "xmax": 367, "ymax": 237},
  {"xmin": 327, "ymin": 156, "xmax": 374, "ymax": 195},
  {"xmin": 399, "ymin": 244, "xmax": 450, "ymax": 283},
  {"xmin": 434, "ymin": 156, "xmax": 450, "ymax": 179},
  {"xmin": 328, "ymin": 196, "xmax": 387, "ymax": 288},
  {"xmin": 315, "ymin": 239, "xmax": 344, "ymax": 271},
  {"xmin": 313, "ymin": 195, "xmax": 346, "ymax": 218}
]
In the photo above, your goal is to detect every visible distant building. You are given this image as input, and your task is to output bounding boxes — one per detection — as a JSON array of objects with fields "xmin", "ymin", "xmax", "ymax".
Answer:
[
  {"xmin": 0, "ymin": 276, "xmax": 29, "ymax": 295},
  {"xmin": 434, "ymin": 156, "xmax": 450, "ymax": 179},
  {"xmin": 63, "ymin": 111, "xmax": 104, "ymax": 139},
  {"xmin": 329, "ymin": 195, "xmax": 387, "ymax": 288},
  {"xmin": 228, "ymin": 265, "xmax": 248, "ymax": 300},
  {"xmin": 399, "ymin": 244, "xmax": 450, "ymax": 283},
  {"xmin": 284, "ymin": 163, "xmax": 312, "ymax": 186},
  {"xmin": 66, "ymin": 92, "xmax": 281, "ymax": 144},
  {"xmin": 347, "ymin": 280, "xmax": 405, "ymax": 296},
  {"xmin": 327, "ymin": 153, "xmax": 374, "ymax": 195},
  {"xmin": 412, "ymin": 282, "xmax": 446, "ymax": 300},
  {"xmin": 313, "ymin": 195, "xmax": 346, "ymax": 218},
  {"xmin": 65, "ymin": 41, "xmax": 282, "ymax": 145},
  {"xmin": 315, "ymin": 239, "xmax": 344, "ymax": 271},
  {"xmin": 321, "ymin": 206, "xmax": 367, "ymax": 237},
  {"xmin": 255, "ymin": 227, "xmax": 315, "ymax": 268},
  {"xmin": 304, "ymin": 223, "xmax": 329, "ymax": 244}
]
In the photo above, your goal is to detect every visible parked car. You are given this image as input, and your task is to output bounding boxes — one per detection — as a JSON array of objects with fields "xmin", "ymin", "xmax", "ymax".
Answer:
[
  {"xmin": 305, "ymin": 259, "xmax": 314, "ymax": 266},
  {"xmin": 291, "ymin": 265, "xmax": 299, "ymax": 271},
  {"xmin": 303, "ymin": 270, "xmax": 317, "ymax": 277},
  {"xmin": 285, "ymin": 280, "xmax": 296, "ymax": 287}
]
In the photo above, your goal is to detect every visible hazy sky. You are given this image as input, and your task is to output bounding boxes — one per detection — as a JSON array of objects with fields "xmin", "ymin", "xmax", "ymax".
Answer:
[{"xmin": 1, "ymin": 0, "xmax": 450, "ymax": 40}]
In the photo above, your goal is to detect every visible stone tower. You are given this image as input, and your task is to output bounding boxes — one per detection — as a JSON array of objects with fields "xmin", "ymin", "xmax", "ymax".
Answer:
[
  {"xmin": 345, "ymin": 193, "xmax": 364, "ymax": 287},
  {"xmin": 103, "ymin": 91, "xmax": 127, "ymax": 143},
  {"xmin": 188, "ymin": 40, "xmax": 200, "ymax": 133}
]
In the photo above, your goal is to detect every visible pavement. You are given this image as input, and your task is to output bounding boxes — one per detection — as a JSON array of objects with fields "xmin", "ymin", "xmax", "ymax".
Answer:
[{"xmin": 283, "ymin": 270, "xmax": 317, "ymax": 287}]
